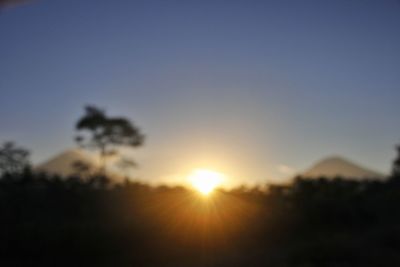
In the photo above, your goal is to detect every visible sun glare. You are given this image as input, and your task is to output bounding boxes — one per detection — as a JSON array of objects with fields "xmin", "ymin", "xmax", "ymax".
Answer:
[{"xmin": 188, "ymin": 169, "xmax": 224, "ymax": 195}]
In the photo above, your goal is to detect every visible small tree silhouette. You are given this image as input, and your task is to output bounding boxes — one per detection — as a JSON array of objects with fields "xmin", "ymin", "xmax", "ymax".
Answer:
[
  {"xmin": 391, "ymin": 144, "xmax": 400, "ymax": 179},
  {"xmin": 75, "ymin": 105, "xmax": 144, "ymax": 175},
  {"xmin": 0, "ymin": 141, "xmax": 30, "ymax": 176}
]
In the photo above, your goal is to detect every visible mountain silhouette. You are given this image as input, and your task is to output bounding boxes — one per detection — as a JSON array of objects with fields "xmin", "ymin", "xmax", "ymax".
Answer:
[
  {"xmin": 303, "ymin": 156, "xmax": 385, "ymax": 180},
  {"xmin": 36, "ymin": 149, "xmax": 99, "ymax": 177}
]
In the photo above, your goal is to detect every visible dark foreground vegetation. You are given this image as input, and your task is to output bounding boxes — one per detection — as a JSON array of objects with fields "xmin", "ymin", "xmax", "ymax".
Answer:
[{"xmin": 0, "ymin": 169, "xmax": 399, "ymax": 267}]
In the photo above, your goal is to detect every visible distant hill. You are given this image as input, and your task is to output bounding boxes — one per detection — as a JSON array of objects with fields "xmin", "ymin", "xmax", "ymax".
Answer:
[
  {"xmin": 303, "ymin": 156, "xmax": 385, "ymax": 180},
  {"xmin": 36, "ymin": 149, "xmax": 99, "ymax": 177},
  {"xmin": 35, "ymin": 149, "xmax": 128, "ymax": 182}
]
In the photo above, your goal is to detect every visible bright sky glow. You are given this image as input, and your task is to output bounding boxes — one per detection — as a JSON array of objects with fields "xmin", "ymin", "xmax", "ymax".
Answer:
[{"xmin": 188, "ymin": 169, "xmax": 225, "ymax": 195}]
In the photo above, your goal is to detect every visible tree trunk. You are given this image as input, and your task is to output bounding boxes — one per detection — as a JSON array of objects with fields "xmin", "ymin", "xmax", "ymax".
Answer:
[{"xmin": 99, "ymin": 146, "xmax": 107, "ymax": 176}]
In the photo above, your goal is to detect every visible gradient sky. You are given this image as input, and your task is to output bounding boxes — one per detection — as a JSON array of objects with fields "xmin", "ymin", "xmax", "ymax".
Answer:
[{"xmin": 1, "ymin": 0, "xmax": 400, "ymax": 185}]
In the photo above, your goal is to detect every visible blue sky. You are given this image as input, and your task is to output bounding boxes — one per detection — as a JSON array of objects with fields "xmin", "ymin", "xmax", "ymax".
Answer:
[{"xmin": 0, "ymin": 0, "xmax": 399, "ymax": 185}]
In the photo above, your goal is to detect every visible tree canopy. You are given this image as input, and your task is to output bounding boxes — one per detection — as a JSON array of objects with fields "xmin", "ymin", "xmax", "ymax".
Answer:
[
  {"xmin": 75, "ymin": 105, "xmax": 144, "ymax": 173},
  {"xmin": 0, "ymin": 141, "xmax": 30, "ymax": 175}
]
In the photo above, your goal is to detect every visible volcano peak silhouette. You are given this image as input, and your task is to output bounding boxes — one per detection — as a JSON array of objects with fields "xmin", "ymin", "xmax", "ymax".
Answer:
[
  {"xmin": 303, "ymin": 156, "xmax": 384, "ymax": 179},
  {"xmin": 36, "ymin": 149, "xmax": 99, "ymax": 177}
]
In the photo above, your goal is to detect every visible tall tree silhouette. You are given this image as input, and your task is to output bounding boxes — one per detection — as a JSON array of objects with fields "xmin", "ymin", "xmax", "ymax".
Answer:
[
  {"xmin": 0, "ymin": 141, "xmax": 30, "ymax": 175},
  {"xmin": 75, "ymin": 105, "xmax": 144, "ymax": 175}
]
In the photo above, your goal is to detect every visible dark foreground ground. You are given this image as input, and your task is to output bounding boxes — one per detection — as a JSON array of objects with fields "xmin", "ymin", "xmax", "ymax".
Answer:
[{"xmin": 0, "ymin": 170, "xmax": 400, "ymax": 267}]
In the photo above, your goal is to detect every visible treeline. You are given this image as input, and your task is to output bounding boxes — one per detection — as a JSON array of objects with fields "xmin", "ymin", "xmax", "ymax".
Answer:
[{"xmin": 0, "ymin": 168, "xmax": 399, "ymax": 267}]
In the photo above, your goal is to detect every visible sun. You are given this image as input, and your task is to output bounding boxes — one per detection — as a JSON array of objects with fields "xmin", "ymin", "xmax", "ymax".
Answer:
[{"xmin": 188, "ymin": 169, "xmax": 224, "ymax": 195}]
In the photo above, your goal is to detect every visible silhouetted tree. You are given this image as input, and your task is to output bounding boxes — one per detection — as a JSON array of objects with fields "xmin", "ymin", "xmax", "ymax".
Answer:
[
  {"xmin": 0, "ymin": 141, "xmax": 30, "ymax": 176},
  {"xmin": 391, "ymin": 144, "xmax": 400, "ymax": 179},
  {"xmin": 75, "ymin": 105, "xmax": 144, "ymax": 175}
]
